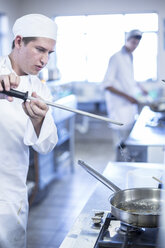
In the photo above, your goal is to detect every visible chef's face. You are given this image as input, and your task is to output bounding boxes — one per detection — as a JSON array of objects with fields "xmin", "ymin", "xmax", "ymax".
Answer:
[
  {"xmin": 125, "ymin": 37, "xmax": 140, "ymax": 53},
  {"xmin": 15, "ymin": 36, "xmax": 55, "ymax": 76}
]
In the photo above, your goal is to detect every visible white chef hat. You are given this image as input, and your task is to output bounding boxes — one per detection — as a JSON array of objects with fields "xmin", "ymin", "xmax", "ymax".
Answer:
[
  {"xmin": 12, "ymin": 14, "xmax": 57, "ymax": 41},
  {"xmin": 126, "ymin": 29, "xmax": 142, "ymax": 41}
]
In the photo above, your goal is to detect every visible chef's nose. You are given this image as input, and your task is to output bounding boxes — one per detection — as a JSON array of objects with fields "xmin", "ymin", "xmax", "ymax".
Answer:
[{"xmin": 40, "ymin": 53, "xmax": 49, "ymax": 66}]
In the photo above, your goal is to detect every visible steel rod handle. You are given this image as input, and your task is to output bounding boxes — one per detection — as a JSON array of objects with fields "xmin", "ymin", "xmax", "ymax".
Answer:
[{"xmin": 78, "ymin": 160, "xmax": 121, "ymax": 192}]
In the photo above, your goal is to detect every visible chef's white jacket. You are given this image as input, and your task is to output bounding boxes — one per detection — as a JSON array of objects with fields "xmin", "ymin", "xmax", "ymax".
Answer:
[
  {"xmin": 103, "ymin": 46, "xmax": 138, "ymax": 130},
  {"xmin": 0, "ymin": 56, "xmax": 58, "ymax": 247}
]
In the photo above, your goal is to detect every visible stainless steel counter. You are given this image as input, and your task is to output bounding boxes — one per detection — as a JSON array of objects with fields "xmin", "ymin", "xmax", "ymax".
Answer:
[
  {"xmin": 118, "ymin": 106, "xmax": 165, "ymax": 163},
  {"xmin": 59, "ymin": 161, "xmax": 164, "ymax": 248},
  {"xmin": 126, "ymin": 106, "xmax": 165, "ymax": 146}
]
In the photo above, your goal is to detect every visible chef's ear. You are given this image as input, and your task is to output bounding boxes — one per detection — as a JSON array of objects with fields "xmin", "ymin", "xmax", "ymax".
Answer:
[{"xmin": 14, "ymin": 35, "xmax": 23, "ymax": 48}]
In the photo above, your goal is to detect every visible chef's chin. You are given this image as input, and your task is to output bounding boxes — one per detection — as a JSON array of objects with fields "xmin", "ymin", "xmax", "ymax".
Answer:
[{"xmin": 30, "ymin": 70, "xmax": 39, "ymax": 75}]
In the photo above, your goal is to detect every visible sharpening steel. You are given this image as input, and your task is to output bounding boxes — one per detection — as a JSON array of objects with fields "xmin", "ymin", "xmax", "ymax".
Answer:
[{"xmin": 1, "ymin": 88, "xmax": 123, "ymax": 126}]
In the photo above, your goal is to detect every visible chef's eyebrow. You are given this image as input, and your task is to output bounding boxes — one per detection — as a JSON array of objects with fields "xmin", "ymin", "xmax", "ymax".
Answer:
[
  {"xmin": 36, "ymin": 46, "xmax": 54, "ymax": 54},
  {"xmin": 49, "ymin": 50, "xmax": 54, "ymax": 54}
]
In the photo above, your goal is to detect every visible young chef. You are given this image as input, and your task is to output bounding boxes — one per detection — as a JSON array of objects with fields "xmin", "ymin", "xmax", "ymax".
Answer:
[
  {"xmin": 103, "ymin": 29, "xmax": 147, "ymax": 145},
  {"xmin": 0, "ymin": 14, "xmax": 58, "ymax": 248}
]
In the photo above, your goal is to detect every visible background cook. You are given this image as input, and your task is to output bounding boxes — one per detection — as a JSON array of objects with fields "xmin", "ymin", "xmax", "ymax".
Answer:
[{"xmin": 102, "ymin": 29, "xmax": 148, "ymax": 145}]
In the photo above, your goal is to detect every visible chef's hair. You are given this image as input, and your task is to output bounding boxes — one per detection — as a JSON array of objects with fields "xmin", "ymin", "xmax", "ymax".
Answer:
[
  {"xmin": 128, "ymin": 35, "xmax": 142, "ymax": 40},
  {"xmin": 126, "ymin": 30, "xmax": 142, "ymax": 41},
  {"xmin": 12, "ymin": 37, "xmax": 37, "ymax": 49}
]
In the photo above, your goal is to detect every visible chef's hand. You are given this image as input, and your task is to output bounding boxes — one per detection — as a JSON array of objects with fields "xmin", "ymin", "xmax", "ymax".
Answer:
[
  {"xmin": 136, "ymin": 82, "xmax": 148, "ymax": 96},
  {"xmin": 141, "ymin": 88, "xmax": 148, "ymax": 96},
  {"xmin": 0, "ymin": 73, "xmax": 20, "ymax": 101},
  {"xmin": 22, "ymin": 92, "xmax": 49, "ymax": 137}
]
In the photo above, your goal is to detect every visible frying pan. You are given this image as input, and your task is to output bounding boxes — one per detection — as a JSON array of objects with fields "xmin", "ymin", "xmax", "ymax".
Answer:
[{"xmin": 78, "ymin": 160, "xmax": 164, "ymax": 228}]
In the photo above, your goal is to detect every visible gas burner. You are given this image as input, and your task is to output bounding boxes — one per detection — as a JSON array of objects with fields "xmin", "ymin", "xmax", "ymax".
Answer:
[
  {"xmin": 94, "ymin": 212, "xmax": 158, "ymax": 248},
  {"xmin": 116, "ymin": 222, "xmax": 143, "ymax": 236}
]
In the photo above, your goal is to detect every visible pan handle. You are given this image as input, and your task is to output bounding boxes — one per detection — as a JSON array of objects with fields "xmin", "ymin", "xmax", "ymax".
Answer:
[{"xmin": 78, "ymin": 160, "xmax": 121, "ymax": 192}]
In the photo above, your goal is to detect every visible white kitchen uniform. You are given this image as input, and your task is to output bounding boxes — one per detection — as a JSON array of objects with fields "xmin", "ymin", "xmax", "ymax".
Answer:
[
  {"xmin": 103, "ymin": 46, "xmax": 138, "ymax": 133},
  {"xmin": 0, "ymin": 56, "xmax": 58, "ymax": 248}
]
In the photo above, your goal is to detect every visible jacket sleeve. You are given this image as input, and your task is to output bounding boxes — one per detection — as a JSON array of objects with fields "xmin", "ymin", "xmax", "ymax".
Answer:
[
  {"xmin": 23, "ymin": 109, "xmax": 58, "ymax": 154},
  {"xmin": 23, "ymin": 81, "xmax": 58, "ymax": 154},
  {"xmin": 102, "ymin": 55, "xmax": 120, "ymax": 89}
]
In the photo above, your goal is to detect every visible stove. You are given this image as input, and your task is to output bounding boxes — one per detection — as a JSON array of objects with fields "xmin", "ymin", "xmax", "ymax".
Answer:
[
  {"xmin": 93, "ymin": 212, "xmax": 158, "ymax": 248},
  {"xmin": 59, "ymin": 160, "xmax": 164, "ymax": 248}
]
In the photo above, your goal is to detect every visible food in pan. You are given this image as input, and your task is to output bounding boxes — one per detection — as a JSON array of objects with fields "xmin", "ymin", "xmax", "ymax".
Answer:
[{"xmin": 117, "ymin": 199, "xmax": 161, "ymax": 215}]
